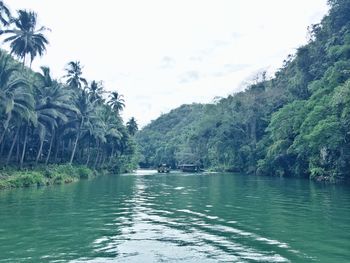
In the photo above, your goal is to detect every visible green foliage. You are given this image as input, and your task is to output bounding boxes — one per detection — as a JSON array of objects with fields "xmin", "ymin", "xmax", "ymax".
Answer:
[
  {"xmin": 137, "ymin": 1, "xmax": 350, "ymax": 182},
  {"xmin": 0, "ymin": 164, "xmax": 98, "ymax": 189},
  {"xmin": 0, "ymin": 1, "xmax": 138, "ymax": 182},
  {"xmin": 1, "ymin": 9, "xmax": 49, "ymax": 66},
  {"xmin": 76, "ymin": 166, "xmax": 93, "ymax": 179},
  {"xmin": 3, "ymin": 171, "xmax": 44, "ymax": 188},
  {"xmin": 42, "ymin": 164, "xmax": 95, "ymax": 180},
  {"xmin": 126, "ymin": 117, "xmax": 138, "ymax": 136}
]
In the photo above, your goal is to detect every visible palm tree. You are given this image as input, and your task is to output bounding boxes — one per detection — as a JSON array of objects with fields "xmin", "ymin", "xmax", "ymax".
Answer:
[
  {"xmin": 89, "ymin": 106, "xmax": 108, "ymax": 168},
  {"xmin": 88, "ymin": 80, "xmax": 105, "ymax": 103},
  {"xmin": 126, "ymin": 117, "xmax": 138, "ymax": 136},
  {"xmin": 34, "ymin": 67, "xmax": 77, "ymax": 165},
  {"xmin": 96, "ymin": 105, "xmax": 122, "ymax": 167},
  {"xmin": 108, "ymin": 91, "xmax": 125, "ymax": 114},
  {"xmin": 68, "ymin": 90, "xmax": 96, "ymax": 165},
  {"xmin": 37, "ymin": 66, "xmax": 52, "ymax": 87},
  {"xmin": 0, "ymin": 0, "xmax": 11, "ymax": 28},
  {"xmin": 0, "ymin": 10, "xmax": 49, "ymax": 67},
  {"xmin": 64, "ymin": 61, "xmax": 87, "ymax": 89},
  {"xmin": 5, "ymin": 91, "xmax": 37, "ymax": 167},
  {"xmin": 0, "ymin": 51, "xmax": 34, "ymax": 148}
]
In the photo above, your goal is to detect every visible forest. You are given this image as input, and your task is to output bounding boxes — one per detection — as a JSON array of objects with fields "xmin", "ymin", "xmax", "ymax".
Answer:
[
  {"xmin": 136, "ymin": 0, "xmax": 350, "ymax": 182},
  {"xmin": 0, "ymin": 1, "xmax": 138, "ymax": 188}
]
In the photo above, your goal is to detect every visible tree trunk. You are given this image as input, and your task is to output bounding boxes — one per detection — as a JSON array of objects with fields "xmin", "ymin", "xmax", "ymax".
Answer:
[
  {"xmin": 68, "ymin": 139, "xmax": 72, "ymax": 153},
  {"xmin": 93, "ymin": 144, "xmax": 100, "ymax": 169},
  {"xmin": 85, "ymin": 140, "xmax": 91, "ymax": 166},
  {"xmin": 0, "ymin": 112, "xmax": 12, "ymax": 147},
  {"xmin": 16, "ymin": 136, "xmax": 20, "ymax": 162},
  {"xmin": 6, "ymin": 126, "xmax": 20, "ymax": 165},
  {"xmin": 100, "ymin": 153, "xmax": 106, "ymax": 169},
  {"xmin": 20, "ymin": 125, "xmax": 29, "ymax": 169},
  {"xmin": 94, "ymin": 153, "xmax": 99, "ymax": 169},
  {"xmin": 108, "ymin": 144, "xmax": 115, "ymax": 165},
  {"xmin": 69, "ymin": 133, "xmax": 80, "ymax": 165},
  {"xmin": 45, "ymin": 130, "xmax": 55, "ymax": 165},
  {"xmin": 35, "ymin": 139, "xmax": 44, "ymax": 165},
  {"xmin": 69, "ymin": 119, "xmax": 84, "ymax": 165},
  {"xmin": 0, "ymin": 132, "xmax": 6, "ymax": 157},
  {"xmin": 54, "ymin": 134, "xmax": 60, "ymax": 163},
  {"xmin": 61, "ymin": 140, "xmax": 66, "ymax": 162}
]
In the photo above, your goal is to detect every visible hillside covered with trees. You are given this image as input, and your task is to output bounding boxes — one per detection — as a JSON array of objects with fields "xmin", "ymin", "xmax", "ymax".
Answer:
[
  {"xmin": 136, "ymin": 0, "xmax": 350, "ymax": 182},
  {"xmin": 0, "ymin": 1, "xmax": 138, "ymax": 188}
]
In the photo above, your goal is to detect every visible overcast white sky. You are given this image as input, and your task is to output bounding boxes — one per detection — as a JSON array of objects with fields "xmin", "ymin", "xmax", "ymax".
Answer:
[{"xmin": 6, "ymin": 0, "xmax": 329, "ymax": 126}]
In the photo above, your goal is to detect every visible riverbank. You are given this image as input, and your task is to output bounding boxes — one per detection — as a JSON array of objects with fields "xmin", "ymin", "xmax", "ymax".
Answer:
[
  {"xmin": 207, "ymin": 165, "xmax": 347, "ymax": 184},
  {"xmin": 0, "ymin": 165, "xmax": 105, "ymax": 190}
]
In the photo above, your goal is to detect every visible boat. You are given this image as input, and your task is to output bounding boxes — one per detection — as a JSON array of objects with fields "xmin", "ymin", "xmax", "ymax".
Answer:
[{"xmin": 157, "ymin": 164, "xmax": 170, "ymax": 173}]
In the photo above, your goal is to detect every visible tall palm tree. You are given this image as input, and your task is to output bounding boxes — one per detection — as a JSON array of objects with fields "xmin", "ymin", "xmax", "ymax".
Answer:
[
  {"xmin": 88, "ymin": 80, "xmax": 105, "ymax": 103},
  {"xmin": 126, "ymin": 117, "xmax": 138, "ymax": 136},
  {"xmin": 0, "ymin": 51, "xmax": 34, "ymax": 147},
  {"xmin": 0, "ymin": 0, "xmax": 11, "ymax": 28},
  {"xmin": 64, "ymin": 61, "xmax": 87, "ymax": 89},
  {"xmin": 108, "ymin": 91, "xmax": 125, "ymax": 114},
  {"xmin": 0, "ymin": 10, "xmax": 49, "ymax": 67},
  {"xmin": 68, "ymin": 90, "xmax": 96, "ymax": 165},
  {"xmin": 34, "ymin": 67, "xmax": 77, "ymax": 165},
  {"xmin": 37, "ymin": 66, "xmax": 52, "ymax": 87},
  {"xmin": 96, "ymin": 105, "xmax": 122, "ymax": 167}
]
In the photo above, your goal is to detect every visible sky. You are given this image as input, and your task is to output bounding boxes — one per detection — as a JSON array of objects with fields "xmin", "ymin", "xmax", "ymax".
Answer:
[{"xmin": 6, "ymin": 0, "xmax": 329, "ymax": 127}]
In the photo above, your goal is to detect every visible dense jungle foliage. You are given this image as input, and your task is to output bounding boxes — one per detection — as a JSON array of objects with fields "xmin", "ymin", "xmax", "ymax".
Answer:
[
  {"xmin": 136, "ymin": 0, "xmax": 350, "ymax": 182},
  {"xmin": 0, "ymin": 1, "xmax": 138, "ymax": 177}
]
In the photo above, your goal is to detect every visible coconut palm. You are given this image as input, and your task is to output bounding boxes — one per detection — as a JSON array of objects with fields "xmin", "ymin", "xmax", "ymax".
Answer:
[
  {"xmin": 68, "ymin": 90, "xmax": 96, "ymax": 165},
  {"xmin": 5, "ymin": 88, "xmax": 37, "ymax": 167},
  {"xmin": 0, "ymin": 52, "xmax": 37, "ymax": 167},
  {"xmin": 0, "ymin": 10, "xmax": 49, "ymax": 67},
  {"xmin": 126, "ymin": 117, "xmax": 138, "ymax": 136},
  {"xmin": 0, "ymin": 51, "xmax": 34, "ymax": 147},
  {"xmin": 36, "ymin": 66, "xmax": 52, "ymax": 87},
  {"xmin": 88, "ymin": 106, "xmax": 108, "ymax": 168},
  {"xmin": 34, "ymin": 67, "xmax": 77, "ymax": 165},
  {"xmin": 0, "ymin": 0, "xmax": 11, "ymax": 28},
  {"xmin": 64, "ymin": 61, "xmax": 87, "ymax": 89},
  {"xmin": 96, "ymin": 105, "xmax": 123, "ymax": 167},
  {"xmin": 88, "ymin": 80, "xmax": 105, "ymax": 103},
  {"xmin": 108, "ymin": 91, "xmax": 125, "ymax": 114}
]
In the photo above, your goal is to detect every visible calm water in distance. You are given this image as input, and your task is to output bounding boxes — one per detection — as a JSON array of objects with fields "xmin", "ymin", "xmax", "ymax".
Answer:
[{"xmin": 0, "ymin": 170, "xmax": 349, "ymax": 262}]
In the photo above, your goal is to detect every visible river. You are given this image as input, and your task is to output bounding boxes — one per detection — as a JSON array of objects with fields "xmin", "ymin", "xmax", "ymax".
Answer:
[{"xmin": 0, "ymin": 170, "xmax": 349, "ymax": 262}]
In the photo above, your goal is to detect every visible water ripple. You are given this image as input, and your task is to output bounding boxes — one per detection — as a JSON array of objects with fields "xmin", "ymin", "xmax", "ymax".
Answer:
[{"xmin": 1, "ymin": 171, "xmax": 349, "ymax": 262}]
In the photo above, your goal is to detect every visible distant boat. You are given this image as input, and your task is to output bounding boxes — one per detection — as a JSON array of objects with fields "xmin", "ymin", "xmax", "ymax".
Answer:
[
  {"xmin": 178, "ymin": 164, "xmax": 201, "ymax": 173},
  {"xmin": 157, "ymin": 164, "xmax": 170, "ymax": 173}
]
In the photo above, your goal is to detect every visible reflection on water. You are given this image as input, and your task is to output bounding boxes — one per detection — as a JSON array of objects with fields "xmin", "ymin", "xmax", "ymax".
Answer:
[{"xmin": 0, "ymin": 170, "xmax": 349, "ymax": 262}]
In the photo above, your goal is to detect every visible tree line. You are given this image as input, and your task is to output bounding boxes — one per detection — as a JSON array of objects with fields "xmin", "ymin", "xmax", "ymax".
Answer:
[
  {"xmin": 136, "ymin": 0, "xmax": 350, "ymax": 182},
  {"xmin": 0, "ymin": 1, "xmax": 138, "ymax": 172}
]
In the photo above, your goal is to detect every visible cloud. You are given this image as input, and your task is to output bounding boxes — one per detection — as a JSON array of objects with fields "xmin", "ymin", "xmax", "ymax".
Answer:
[
  {"xmin": 213, "ymin": 63, "xmax": 251, "ymax": 77},
  {"xmin": 178, "ymin": 71, "xmax": 201, "ymax": 83},
  {"xmin": 199, "ymin": 39, "xmax": 232, "ymax": 58},
  {"xmin": 8, "ymin": 0, "xmax": 329, "ymax": 127},
  {"xmin": 231, "ymin": 32, "xmax": 243, "ymax": 39},
  {"xmin": 159, "ymin": 56, "xmax": 176, "ymax": 69},
  {"xmin": 189, "ymin": 56, "xmax": 203, "ymax": 62}
]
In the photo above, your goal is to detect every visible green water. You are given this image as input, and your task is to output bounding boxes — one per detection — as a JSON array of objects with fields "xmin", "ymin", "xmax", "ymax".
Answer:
[{"xmin": 0, "ymin": 170, "xmax": 349, "ymax": 262}]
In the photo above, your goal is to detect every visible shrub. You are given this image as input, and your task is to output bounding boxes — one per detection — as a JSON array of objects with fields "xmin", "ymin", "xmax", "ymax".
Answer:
[
  {"xmin": 6, "ymin": 172, "xmax": 45, "ymax": 188},
  {"xmin": 76, "ymin": 166, "xmax": 93, "ymax": 179},
  {"xmin": 0, "ymin": 180, "xmax": 9, "ymax": 189}
]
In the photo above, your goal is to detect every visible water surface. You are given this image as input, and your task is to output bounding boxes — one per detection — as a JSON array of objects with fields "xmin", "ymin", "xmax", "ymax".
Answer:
[{"xmin": 0, "ymin": 170, "xmax": 349, "ymax": 262}]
